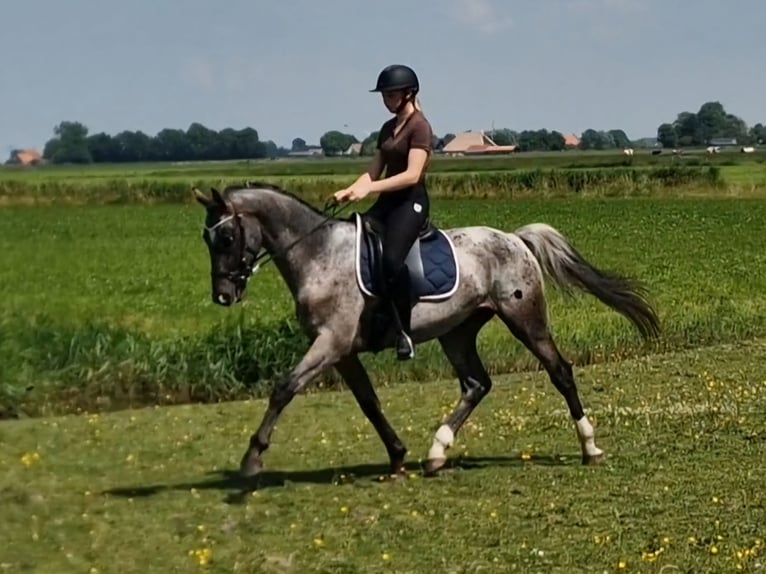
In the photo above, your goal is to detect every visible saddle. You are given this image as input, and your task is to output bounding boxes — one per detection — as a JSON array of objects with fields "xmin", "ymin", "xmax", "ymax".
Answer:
[{"xmin": 354, "ymin": 213, "xmax": 459, "ymax": 302}]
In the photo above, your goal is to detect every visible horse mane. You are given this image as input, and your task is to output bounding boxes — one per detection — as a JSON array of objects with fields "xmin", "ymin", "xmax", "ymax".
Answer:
[{"xmin": 222, "ymin": 181, "xmax": 330, "ymax": 217}]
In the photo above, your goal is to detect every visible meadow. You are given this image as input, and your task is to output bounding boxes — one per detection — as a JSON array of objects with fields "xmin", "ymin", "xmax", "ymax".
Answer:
[
  {"xmin": 2, "ymin": 188, "xmax": 766, "ymax": 416},
  {"xmin": 1, "ymin": 150, "xmax": 765, "ymax": 572},
  {"xmin": 1, "ymin": 339, "xmax": 764, "ymax": 572},
  {"xmin": 2, "ymin": 147, "xmax": 765, "ymax": 206}
]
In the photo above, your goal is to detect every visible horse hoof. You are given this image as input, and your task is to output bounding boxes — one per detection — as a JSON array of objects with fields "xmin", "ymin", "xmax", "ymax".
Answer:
[
  {"xmin": 423, "ymin": 457, "xmax": 447, "ymax": 477},
  {"xmin": 239, "ymin": 451, "xmax": 264, "ymax": 478},
  {"xmin": 582, "ymin": 452, "xmax": 605, "ymax": 466}
]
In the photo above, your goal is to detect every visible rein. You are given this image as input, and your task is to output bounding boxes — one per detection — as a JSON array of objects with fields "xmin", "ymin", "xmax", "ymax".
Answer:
[{"xmin": 206, "ymin": 198, "xmax": 351, "ymax": 284}]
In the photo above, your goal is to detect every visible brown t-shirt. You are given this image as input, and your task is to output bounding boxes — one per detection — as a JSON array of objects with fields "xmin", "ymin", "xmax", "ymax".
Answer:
[{"xmin": 376, "ymin": 111, "xmax": 433, "ymax": 181}]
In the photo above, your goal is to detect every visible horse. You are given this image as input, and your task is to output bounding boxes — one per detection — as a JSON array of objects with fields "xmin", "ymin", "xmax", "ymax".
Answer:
[{"xmin": 193, "ymin": 182, "xmax": 660, "ymax": 480}]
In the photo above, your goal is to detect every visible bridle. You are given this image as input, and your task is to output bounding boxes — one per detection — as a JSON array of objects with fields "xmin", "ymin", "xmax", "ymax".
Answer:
[{"xmin": 204, "ymin": 198, "xmax": 350, "ymax": 285}]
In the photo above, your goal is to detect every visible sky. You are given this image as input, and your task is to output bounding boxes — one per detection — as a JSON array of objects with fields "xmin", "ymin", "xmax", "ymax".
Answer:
[{"xmin": 1, "ymin": 0, "xmax": 764, "ymax": 154}]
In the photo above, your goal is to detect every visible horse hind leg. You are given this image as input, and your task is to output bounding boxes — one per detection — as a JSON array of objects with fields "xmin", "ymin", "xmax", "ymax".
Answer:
[
  {"xmin": 498, "ymin": 287, "xmax": 604, "ymax": 465},
  {"xmin": 425, "ymin": 307, "xmax": 495, "ymax": 476}
]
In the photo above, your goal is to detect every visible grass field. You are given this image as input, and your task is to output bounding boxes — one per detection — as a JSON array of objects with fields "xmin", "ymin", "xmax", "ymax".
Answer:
[
  {"xmin": 2, "ymin": 194, "xmax": 766, "ymax": 416},
  {"xmin": 1, "ymin": 338, "xmax": 764, "ymax": 573},
  {"xmin": 2, "ymin": 151, "xmax": 766, "ymax": 572},
  {"xmin": 2, "ymin": 147, "xmax": 764, "ymax": 180},
  {"xmin": 2, "ymin": 147, "xmax": 765, "ymax": 207}
]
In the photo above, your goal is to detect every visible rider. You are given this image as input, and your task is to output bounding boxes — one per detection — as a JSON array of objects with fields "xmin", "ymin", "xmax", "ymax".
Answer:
[{"xmin": 334, "ymin": 64, "xmax": 434, "ymax": 361}]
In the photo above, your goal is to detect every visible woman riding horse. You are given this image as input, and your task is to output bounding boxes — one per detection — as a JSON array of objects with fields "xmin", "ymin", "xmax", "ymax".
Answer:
[{"xmin": 334, "ymin": 64, "xmax": 434, "ymax": 361}]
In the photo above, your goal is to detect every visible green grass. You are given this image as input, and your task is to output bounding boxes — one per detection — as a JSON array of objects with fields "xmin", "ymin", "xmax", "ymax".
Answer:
[
  {"xmin": 2, "ymin": 195, "xmax": 766, "ymax": 415},
  {"xmin": 3, "ymin": 146, "xmax": 764, "ymax": 207},
  {"xmin": 0, "ymin": 165, "xmax": 731, "ymax": 206},
  {"xmin": 1, "ymin": 338, "xmax": 764, "ymax": 573},
  {"xmin": 2, "ymin": 147, "xmax": 764, "ymax": 180}
]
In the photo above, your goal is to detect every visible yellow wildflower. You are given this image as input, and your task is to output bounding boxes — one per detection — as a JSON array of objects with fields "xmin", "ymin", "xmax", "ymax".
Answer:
[{"xmin": 21, "ymin": 452, "xmax": 40, "ymax": 467}]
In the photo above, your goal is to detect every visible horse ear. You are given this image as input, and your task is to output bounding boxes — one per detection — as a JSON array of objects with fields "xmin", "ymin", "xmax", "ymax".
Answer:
[
  {"xmin": 192, "ymin": 188, "xmax": 212, "ymax": 208},
  {"xmin": 210, "ymin": 187, "xmax": 226, "ymax": 207}
]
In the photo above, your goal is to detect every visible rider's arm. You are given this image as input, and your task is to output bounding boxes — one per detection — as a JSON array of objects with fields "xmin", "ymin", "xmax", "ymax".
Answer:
[{"xmin": 367, "ymin": 148, "xmax": 428, "ymax": 194}]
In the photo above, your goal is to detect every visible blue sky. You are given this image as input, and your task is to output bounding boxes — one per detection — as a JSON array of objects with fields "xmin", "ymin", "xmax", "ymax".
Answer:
[{"xmin": 1, "ymin": 0, "xmax": 763, "ymax": 153}]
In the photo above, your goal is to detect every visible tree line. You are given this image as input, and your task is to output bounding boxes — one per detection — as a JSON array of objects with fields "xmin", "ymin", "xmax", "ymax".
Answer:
[
  {"xmin": 656, "ymin": 101, "xmax": 765, "ymax": 149},
  {"xmin": 19, "ymin": 122, "xmax": 617, "ymax": 165},
  {"xmin": 7, "ymin": 100, "xmax": 764, "ymax": 165}
]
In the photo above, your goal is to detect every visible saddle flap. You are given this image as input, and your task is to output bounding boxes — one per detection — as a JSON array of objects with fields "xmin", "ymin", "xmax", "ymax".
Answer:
[{"xmin": 354, "ymin": 211, "xmax": 459, "ymax": 302}]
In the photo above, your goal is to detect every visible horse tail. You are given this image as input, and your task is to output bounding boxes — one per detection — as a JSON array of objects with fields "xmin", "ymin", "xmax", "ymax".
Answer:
[{"xmin": 514, "ymin": 223, "xmax": 661, "ymax": 341}]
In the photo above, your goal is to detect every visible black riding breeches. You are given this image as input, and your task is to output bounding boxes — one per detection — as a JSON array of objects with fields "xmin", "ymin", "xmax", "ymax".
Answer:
[{"xmin": 365, "ymin": 187, "xmax": 430, "ymax": 331}]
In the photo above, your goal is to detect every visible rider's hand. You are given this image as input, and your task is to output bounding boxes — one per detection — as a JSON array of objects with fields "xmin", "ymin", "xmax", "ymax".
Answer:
[{"xmin": 334, "ymin": 183, "xmax": 371, "ymax": 203}]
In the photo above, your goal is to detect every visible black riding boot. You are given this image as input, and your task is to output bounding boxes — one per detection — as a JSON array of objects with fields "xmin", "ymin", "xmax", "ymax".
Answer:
[{"xmin": 386, "ymin": 270, "xmax": 415, "ymax": 361}]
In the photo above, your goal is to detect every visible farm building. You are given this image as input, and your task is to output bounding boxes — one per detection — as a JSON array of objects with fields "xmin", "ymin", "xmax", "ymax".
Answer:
[
  {"xmin": 286, "ymin": 147, "xmax": 324, "ymax": 158},
  {"xmin": 441, "ymin": 130, "xmax": 518, "ymax": 156},
  {"xmin": 343, "ymin": 142, "xmax": 363, "ymax": 156},
  {"xmin": 708, "ymin": 138, "xmax": 737, "ymax": 147},
  {"xmin": 6, "ymin": 148, "xmax": 42, "ymax": 166},
  {"xmin": 563, "ymin": 133, "xmax": 581, "ymax": 148}
]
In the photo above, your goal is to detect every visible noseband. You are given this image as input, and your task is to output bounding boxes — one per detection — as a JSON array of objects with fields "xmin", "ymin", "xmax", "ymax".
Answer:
[
  {"xmin": 205, "ymin": 198, "xmax": 349, "ymax": 286},
  {"xmin": 205, "ymin": 210, "xmax": 260, "ymax": 284}
]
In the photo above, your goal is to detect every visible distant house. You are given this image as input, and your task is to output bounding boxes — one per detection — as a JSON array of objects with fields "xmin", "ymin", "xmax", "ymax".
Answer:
[
  {"xmin": 632, "ymin": 137, "xmax": 659, "ymax": 149},
  {"xmin": 343, "ymin": 142, "xmax": 362, "ymax": 156},
  {"xmin": 7, "ymin": 148, "xmax": 42, "ymax": 166},
  {"xmin": 708, "ymin": 138, "xmax": 737, "ymax": 147},
  {"xmin": 441, "ymin": 130, "xmax": 518, "ymax": 156},
  {"xmin": 563, "ymin": 133, "xmax": 580, "ymax": 148},
  {"xmin": 287, "ymin": 147, "xmax": 324, "ymax": 158}
]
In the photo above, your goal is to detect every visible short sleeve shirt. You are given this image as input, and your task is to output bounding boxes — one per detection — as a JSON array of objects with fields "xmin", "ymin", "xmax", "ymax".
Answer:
[{"xmin": 376, "ymin": 111, "xmax": 433, "ymax": 181}]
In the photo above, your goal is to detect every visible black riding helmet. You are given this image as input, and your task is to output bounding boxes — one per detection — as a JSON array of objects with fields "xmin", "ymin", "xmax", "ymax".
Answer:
[{"xmin": 370, "ymin": 64, "xmax": 419, "ymax": 94}]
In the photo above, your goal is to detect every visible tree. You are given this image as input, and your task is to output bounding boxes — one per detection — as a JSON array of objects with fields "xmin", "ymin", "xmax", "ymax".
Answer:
[
  {"xmin": 154, "ymin": 128, "xmax": 192, "ymax": 161},
  {"xmin": 517, "ymin": 129, "xmax": 566, "ymax": 152},
  {"xmin": 261, "ymin": 140, "xmax": 279, "ymax": 158},
  {"xmin": 86, "ymin": 133, "xmax": 120, "ymax": 162},
  {"xmin": 657, "ymin": 123, "xmax": 677, "ymax": 149},
  {"xmin": 319, "ymin": 130, "xmax": 357, "ymax": 156},
  {"xmin": 750, "ymin": 123, "xmax": 766, "ymax": 145},
  {"xmin": 673, "ymin": 111, "xmax": 699, "ymax": 146},
  {"xmin": 608, "ymin": 129, "xmax": 631, "ymax": 149},
  {"xmin": 579, "ymin": 129, "xmax": 612, "ymax": 150},
  {"xmin": 112, "ymin": 130, "xmax": 153, "ymax": 162},
  {"xmin": 44, "ymin": 121, "xmax": 93, "ymax": 164},
  {"xmin": 488, "ymin": 128, "xmax": 518, "ymax": 146},
  {"xmin": 660, "ymin": 102, "xmax": 750, "ymax": 147},
  {"xmin": 229, "ymin": 127, "xmax": 265, "ymax": 159},
  {"xmin": 291, "ymin": 138, "xmax": 308, "ymax": 152},
  {"xmin": 186, "ymin": 122, "xmax": 218, "ymax": 161}
]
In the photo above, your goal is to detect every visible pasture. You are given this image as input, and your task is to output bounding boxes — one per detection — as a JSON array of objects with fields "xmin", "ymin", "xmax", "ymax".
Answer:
[
  {"xmin": 2, "ymin": 147, "xmax": 766, "ymax": 206},
  {"xmin": 1, "ymin": 151, "xmax": 765, "ymax": 572},
  {"xmin": 1, "ymin": 339, "xmax": 764, "ymax": 572},
  {"xmin": 2, "ymin": 194, "xmax": 766, "ymax": 416}
]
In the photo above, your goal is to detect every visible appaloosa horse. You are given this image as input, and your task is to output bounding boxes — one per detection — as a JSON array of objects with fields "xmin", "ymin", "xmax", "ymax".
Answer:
[{"xmin": 193, "ymin": 183, "xmax": 660, "ymax": 478}]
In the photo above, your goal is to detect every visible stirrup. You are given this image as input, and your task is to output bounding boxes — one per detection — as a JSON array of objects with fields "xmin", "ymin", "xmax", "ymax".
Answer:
[{"xmin": 396, "ymin": 331, "xmax": 415, "ymax": 361}]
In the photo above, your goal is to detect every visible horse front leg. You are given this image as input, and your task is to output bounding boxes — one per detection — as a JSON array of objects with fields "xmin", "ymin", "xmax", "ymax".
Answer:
[
  {"xmin": 335, "ymin": 354, "xmax": 408, "ymax": 477},
  {"xmin": 240, "ymin": 330, "xmax": 344, "ymax": 478}
]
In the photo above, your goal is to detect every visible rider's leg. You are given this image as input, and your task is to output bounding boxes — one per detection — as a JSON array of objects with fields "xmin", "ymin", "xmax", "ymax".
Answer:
[{"xmin": 380, "ymin": 195, "xmax": 429, "ymax": 360}]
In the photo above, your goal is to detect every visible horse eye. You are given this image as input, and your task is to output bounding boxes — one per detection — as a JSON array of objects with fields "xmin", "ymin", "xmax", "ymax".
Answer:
[{"xmin": 220, "ymin": 233, "xmax": 234, "ymax": 247}]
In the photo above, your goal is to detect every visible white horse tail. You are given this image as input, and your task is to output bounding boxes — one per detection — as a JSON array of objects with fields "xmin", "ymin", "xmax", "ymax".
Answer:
[{"xmin": 514, "ymin": 223, "xmax": 660, "ymax": 340}]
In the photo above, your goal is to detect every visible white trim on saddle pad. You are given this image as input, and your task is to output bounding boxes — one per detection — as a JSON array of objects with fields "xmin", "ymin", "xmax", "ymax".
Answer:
[{"xmin": 353, "ymin": 212, "xmax": 460, "ymax": 302}]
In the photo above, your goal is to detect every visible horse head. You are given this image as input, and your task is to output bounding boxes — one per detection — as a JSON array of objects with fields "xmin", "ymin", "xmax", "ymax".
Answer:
[{"xmin": 194, "ymin": 187, "xmax": 263, "ymax": 306}]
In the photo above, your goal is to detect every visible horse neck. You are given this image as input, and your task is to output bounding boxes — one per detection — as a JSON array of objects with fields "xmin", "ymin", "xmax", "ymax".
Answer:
[{"xmin": 235, "ymin": 188, "xmax": 339, "ymax": 294}]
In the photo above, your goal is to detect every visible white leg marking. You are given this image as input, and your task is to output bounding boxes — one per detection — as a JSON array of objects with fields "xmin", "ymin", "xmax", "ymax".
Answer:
[
  {"xmin": 428, "ymin": 424, "xmax": 454, "ymax": 461},
  {"xmin": 575, "ymin": 415, "xmax": 603, "ymax": 457}
]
